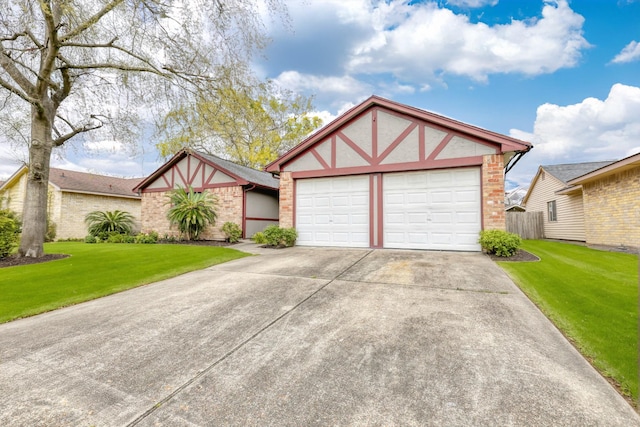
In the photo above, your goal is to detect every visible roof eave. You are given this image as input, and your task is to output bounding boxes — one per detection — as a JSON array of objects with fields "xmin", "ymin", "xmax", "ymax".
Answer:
[{"xmin": 567, "ymin": 152, "xmax": 640, "ymax": 185}]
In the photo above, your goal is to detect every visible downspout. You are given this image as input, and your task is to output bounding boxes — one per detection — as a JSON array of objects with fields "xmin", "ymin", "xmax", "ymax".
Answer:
[{"xmin": 242, "ymin": 184, "xmax": 256, "ymax": 239}]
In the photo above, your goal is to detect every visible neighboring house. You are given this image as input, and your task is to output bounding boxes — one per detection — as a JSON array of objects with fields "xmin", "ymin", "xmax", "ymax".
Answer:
[
  {"xmin": 134, "ymin": 149, "xmax": 279, "ymax": 240},
  {"xmin": 521, "ymin": 161, "xmax": 613, "ymax": 241},
  {"xmin": 505, "ymin": 186, "xmax": 528, "ymax": 211},
  {"xmin": 266, "ymin": 95, "xmax": 532, "ymax": 251},
  {"xmin": 565, "ymin": 152, "xmax": 640, "ymax": 248},
  {"xmin": 0, "ymin": 166, "xmax": 143, "ymax": 239}
]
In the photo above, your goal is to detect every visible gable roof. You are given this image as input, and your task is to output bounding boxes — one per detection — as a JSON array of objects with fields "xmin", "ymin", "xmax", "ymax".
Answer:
[
  {"xmin": 522, "ymin": 160, "xmax": 615, "ymax": 204},
  {"xmin": 541, "ymin": 161, "xmax": 614, "ymax": 184},
  {"xmin": 0, "ymin": 166, "xmax": 141, "ymax": 199},
  {"xmin": 567, "ymin": 152, "xmax": 640, "ymax": 185},
  {"xmin": 266, "ymin": 95, "xmax": 532, "ymax": 173},
  {"xmin": 134, "ymin": 149, "xmax": 279, "ymax": 192}
]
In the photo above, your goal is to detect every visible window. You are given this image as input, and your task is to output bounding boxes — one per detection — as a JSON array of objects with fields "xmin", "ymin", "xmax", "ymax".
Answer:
[{"xmin": 547, "ymin": 200, "xmax": 557, "ymax": 222}]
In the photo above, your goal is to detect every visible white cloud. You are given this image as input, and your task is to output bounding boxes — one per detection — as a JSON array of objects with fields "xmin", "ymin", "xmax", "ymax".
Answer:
[
  {"xmin": 508, "ymin": 83, "xmax": 640, "ymax": 186},
  {"xmin": 346, "ymin": 0, "xmax": 589, "ymax": 83},
  {"xmin": 447, "ymin": 0, "xmax": 498, "ymax": 7},
  {"xmin": 611, "ymin": 40, "xmax": 640, "ymax": 64},
  {"xmin": 274, "ymin": 71, "xmax": 372, "ymax": 109}
]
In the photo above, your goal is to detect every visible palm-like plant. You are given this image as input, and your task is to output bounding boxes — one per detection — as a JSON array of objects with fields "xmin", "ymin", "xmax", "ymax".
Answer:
[
  {"xmin": 85, "ymin": 210, "xmax": 135, "ymax": 236},
  {"xmin": 166, "ymin": 187, "xmax": 218, "ymax": 240}
]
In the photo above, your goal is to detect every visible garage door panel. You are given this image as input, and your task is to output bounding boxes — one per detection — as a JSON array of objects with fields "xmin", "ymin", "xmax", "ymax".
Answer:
[
  {"xmin": 296, "ymin": 176, "xmax": 369, "ymax": 247},
  {"xmin": 384, "ymin": 169, "xmax": 481, "ymax": 251}
]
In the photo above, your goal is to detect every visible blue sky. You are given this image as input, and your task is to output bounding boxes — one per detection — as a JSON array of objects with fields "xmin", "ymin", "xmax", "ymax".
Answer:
[{"xmin": 2, "ymin": 0, "xmax": 640, "ymax": 190}]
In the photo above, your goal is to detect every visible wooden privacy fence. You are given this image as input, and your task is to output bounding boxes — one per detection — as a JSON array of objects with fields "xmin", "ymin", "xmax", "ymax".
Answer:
[{"xmin": 506, "ymin": 211, "xmax": 544, "ymax": 239}]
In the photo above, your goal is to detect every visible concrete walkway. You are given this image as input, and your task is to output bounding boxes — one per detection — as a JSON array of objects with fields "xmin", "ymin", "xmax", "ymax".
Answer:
[{"xmin": 1, "ymin": 244, "xmax": 638, "ymax": 426}]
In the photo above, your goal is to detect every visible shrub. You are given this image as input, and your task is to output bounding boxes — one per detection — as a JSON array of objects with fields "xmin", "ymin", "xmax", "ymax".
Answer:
[
  {"xmin": 106, "ymin": 233, "xmax": 126, "ymax": 243},
  {"xmin": 85, "ymin": 210, "xmax": 135, "ymax": 236},
  {"xmin": 166, "ymin": 186, "xmax": 218, "ymax": 240},
  {"xmin": 0, "ymin": 216, "xmax": 19, "ymax": 258},
  {"xmin": 84, "ymin": 235, "xmax": 97, "ymax": 244},
  {"xmin": 135, "ymin": 231, "xmax": 159, "ymax": 244},
  {"xmin": 222, "ymin": 222, "xmax": 242, "ymax": 243},
  {"xmin": 263, "ymin": 225, "xmax": 298, "ymax": 247},
  {"xmin": 479, "ymin": 229, "xmax": 521, "ymax": 257},
  {"xmin": 252, "ymin": 231, "xmax": 267, "ymax": 244},
  {"xmin": 45, "ymin": 220, "xmax": 57, "ymax": 242}
]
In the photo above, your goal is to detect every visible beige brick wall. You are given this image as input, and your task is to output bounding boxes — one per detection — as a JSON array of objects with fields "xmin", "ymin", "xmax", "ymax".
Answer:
[
  {"xmin": 141, "ymin": 186, "xmax": 243, "ymax": 240},
  {"xmin": 0, "ymin": 172, "xmax": 28, "ymax": 213},
  {"xmin": 482, "ymin": 154, "xmax": 506, "ymax": 230},
  {"xmin": 582, "ymin": 166, "xmax": 640, "ymax": 248},
  {"xmin": 278, "ymin": 172, "xmax": 294, "ymax": 228},
  {"xmin": 56, "ymin": 193, "xmax": 142, "ymax": 239}
]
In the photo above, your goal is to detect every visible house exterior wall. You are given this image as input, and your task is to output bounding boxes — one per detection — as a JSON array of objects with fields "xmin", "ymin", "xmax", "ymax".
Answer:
[
  {"xmin": 581, "ymin": 166, "xmax": 640, "ymax": 248},
  {"xmin": 482, "ymin": 154, "xmax": 506, "ymax": 230},
  {"xmin": 0, "ymin": 172, "xmax": 27, "ymax": 213},
  {"xmin": 524, "ymin": 171, "xmax": 586, "ymax": 241},
  {"xmin": 140, "ymin": 186, "xmax": 243, "ymax": 240},
  {"xmin": 245, "ymin": 190, "xmax": 279, "ymax": 237},
  {"xmin": 56, "ymin": 192, "xmax": 141, "ymax": 239}
]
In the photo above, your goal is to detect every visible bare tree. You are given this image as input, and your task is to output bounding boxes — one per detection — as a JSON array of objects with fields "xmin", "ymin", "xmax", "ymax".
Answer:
[{"xmin": 0, "ymin": 0, "xmax": 285, "ymax": 257}]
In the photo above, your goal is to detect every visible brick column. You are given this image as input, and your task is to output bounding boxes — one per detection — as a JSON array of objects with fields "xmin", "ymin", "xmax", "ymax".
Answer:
[
  {"xmin": 482, "ymin": 154, "xmax": 505, "ymax": 230},
  {"xmin": 279, "ymin": 171, "xmax": 294, "ymax": 228}
]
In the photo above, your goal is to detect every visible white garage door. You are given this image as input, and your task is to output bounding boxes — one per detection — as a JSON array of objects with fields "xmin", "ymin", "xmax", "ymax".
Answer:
[
  {"xmin": 383, "ymin": 169, "xmax": 481, "ymax": 251},
  {"xmin": 296, "ymin": 176, "xmax": 369, "ymax": 247}
]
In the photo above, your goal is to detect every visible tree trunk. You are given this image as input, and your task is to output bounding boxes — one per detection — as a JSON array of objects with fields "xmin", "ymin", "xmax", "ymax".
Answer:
[{"xmin": 18, "ymin": 110, "xmax": 53, "ymax": 258}]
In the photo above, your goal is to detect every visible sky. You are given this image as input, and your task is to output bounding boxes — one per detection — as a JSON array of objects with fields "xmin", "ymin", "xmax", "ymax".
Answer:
[{"xmin": 1, "ymin": 0, "xmax": 640, "ymax": 191}]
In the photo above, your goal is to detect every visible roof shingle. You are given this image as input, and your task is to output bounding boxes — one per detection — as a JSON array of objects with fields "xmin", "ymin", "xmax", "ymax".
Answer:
[
  {"xmin": 48, "ymin": 168, "xmax": 142, "ymax": 198},
  {"xmin": 542, "ymin": 161, "xmax": 614, "ymax": 184}
]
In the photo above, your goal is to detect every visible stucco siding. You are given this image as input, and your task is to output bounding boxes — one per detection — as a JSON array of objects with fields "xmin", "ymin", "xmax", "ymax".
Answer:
[
  {"xmin": 582, "ymin": 166, "xmax": 640, "ymax": 248},
  {"xmin": 524, "ymin": 172, "xmax": 586, "ymax": 241}
]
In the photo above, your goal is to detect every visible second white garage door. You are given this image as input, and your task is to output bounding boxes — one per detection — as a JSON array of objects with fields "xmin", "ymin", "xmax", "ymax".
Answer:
[
  {"xmin": 383, "ymin": 168, "xmax": 481, "ymax": 251},
  {"xmin": 296, "ymin": 176, "xmax": 369, "ymax": 247}
]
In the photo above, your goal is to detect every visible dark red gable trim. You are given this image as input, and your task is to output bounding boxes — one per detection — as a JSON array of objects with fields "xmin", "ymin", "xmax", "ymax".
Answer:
[{"xmin": 266, "ymin": 96, "xmax": 531, "ymax": 173}]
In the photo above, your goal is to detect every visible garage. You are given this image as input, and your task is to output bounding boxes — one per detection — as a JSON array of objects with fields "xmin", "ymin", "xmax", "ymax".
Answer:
[
  {"xmin": 296, "ymin": 176, "xmax": 369, "ymax": 247},
  {"xmin": 383, "ymin": 168, "xmax": 481, "ymax": 251},
  {"xmin": 266, "ymin": 96, "xmax": 532, "ymax": 251}
]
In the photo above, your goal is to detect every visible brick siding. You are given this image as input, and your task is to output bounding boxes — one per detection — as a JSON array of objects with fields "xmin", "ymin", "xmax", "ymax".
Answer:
[
  {"xmin": 278, "ymin": 172, "xmax": 294, "ymax": 228},
  {"xmin": 482, "ymin": 154, "xmax": 506, "ymax": 230},
  {"xmin": 141, "ymin": 186, "xmax": 244, "ymax": 240},
  {"xmin": 582, "ymin": 166, "xmax": 640, "ymax": 248}
]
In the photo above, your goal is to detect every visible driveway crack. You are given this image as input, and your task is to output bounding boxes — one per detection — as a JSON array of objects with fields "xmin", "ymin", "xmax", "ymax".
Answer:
[{"xmin": 126, "ymin": 249, "xmax": 373, "ymax": 426}]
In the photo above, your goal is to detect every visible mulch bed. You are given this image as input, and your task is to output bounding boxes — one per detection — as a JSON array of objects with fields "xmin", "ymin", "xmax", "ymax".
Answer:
[
  {"xmin": 0, "ymin": 253, "xmax": 70, "ymax": 268},
  {"xmin": 486, "ymin": 249, "xmax": 539, "ymax": 262}
]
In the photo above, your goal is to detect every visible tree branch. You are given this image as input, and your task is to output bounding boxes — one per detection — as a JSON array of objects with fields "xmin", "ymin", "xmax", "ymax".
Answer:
[
  {"xmin": 52, "ymin": 115, "xmax": 104, "ymax": 146},
  {"xmin": 0, "ymin": 75, "xmax": 38, "ymax": 106},
  {"xmin": 59, "ymin": 0, "xmax": 126, "ymax": 43},
  {"xmin": 51, "ymin": 66, "xmax": 71, "ymax": 108},
  {"xmin": 0, "ymin": 44, "xmax": 36, "ymax": 95}
]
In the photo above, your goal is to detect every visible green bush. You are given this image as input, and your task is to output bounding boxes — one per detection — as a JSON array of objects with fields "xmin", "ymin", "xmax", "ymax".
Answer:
[
  {"xmin": 135, "ymin": 231, "xmax": 159, "ymax": 244},
  {"xmin": 222, "ymin": 222, "xmax": 242, "ymax": 243},
  {"xmin": 84, "ymin": 235, "xmax": 97, "ymax": 244},
  {"xmin": 166, "ymin": 186, "xmax": 218, "ymax": 241},
  {"xmin": 252, "ymin": 231, "xmax": 267, "ymax": 244},
  {"xmin": 45, "ymin": 220, "xmax": 57, "ymax": 242},
  {"xmin": 263, "ymin": 225, "xmax": 298, "ymax": 247},
  {"xmin": 479, "ymin": 229, "xmax": 521, "ymax": 257},
  {"xmin": 85, "ymin": 210, "xmax": 135, "ymax": 236},
  {"xmin": 0, "ymin": 216, "xmax": 19, "ymax": 258}
]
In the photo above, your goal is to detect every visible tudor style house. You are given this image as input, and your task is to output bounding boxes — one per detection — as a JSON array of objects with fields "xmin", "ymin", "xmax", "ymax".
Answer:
[
  {"xmin": 266, "ymin": 96, "xmax": 532, "ymax": 251},
  {"xmin": 0, "ymin": 166, "xmax": 143, "ymax": 239},
  {"xmin": 134, "ymin": 149, "xmax": 279, "ymax": 240}
]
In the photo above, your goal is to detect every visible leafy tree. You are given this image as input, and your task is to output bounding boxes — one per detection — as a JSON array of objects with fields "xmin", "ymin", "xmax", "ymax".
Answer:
[
  {"xmin": 0, "ymin": 0, "xmax": 286, "ymax": 258},
  {"xmin": 166, "ymin": 187, "xmax": 218, "ymax": 241},
  {"xmin": 157, "ymin": 78, "xmax": 323, "ymax": 169},
  {"xmin": 85, "ymin": 210, "xmax": 135, "ymax": 236}
]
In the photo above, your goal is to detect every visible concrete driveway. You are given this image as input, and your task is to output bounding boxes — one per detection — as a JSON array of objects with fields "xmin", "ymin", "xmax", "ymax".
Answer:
[{"xmin": 1, "ymin": 244, "xmax": 638, "ymax": 426}]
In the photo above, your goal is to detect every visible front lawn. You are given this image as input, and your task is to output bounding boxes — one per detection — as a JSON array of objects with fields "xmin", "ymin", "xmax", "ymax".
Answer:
[
  {"xmin": 498, "ymin": 240, "xmax": 638, "ymax": 399},
  {"xmin": 0, "ymin": 242, "xmax": 250, "ymax": 323}
]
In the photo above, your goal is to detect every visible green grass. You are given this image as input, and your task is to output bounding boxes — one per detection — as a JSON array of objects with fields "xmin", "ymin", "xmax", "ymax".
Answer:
[
  {"xmin": 0, "ymin": 242, "xmax": 250, "ymax": 323},
  {"xmin": 499, "ymin": 240, "xmax": 638, "ymax": 399}
]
